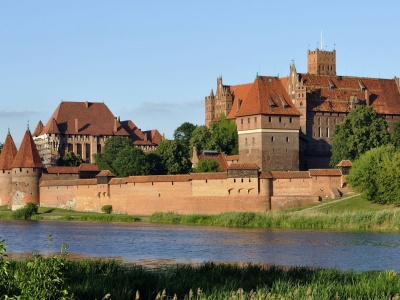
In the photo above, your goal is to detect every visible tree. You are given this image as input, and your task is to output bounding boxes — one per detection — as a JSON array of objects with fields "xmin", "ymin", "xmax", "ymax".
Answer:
[
  {"xmin": 347, "ymin": 145, "xmax": 400, "ymax": 204},
  {"xmin": 94, "ymin": 136, "xmax": 132, "ymax": 172},
  {"xmin": 57, "ymin": 151, "xmax": 84, "ymax": 166},
  {"xmin": 208, "ymin": 115, "xmax": 238, "ymax": 155},
  {"xmin": 330, "ymin": 105, "xmax": 391, "ymax": 167},
  {"xmin": 155, "ymin": 140, "xmax": 191, "ymax": 175},
  {"xmin": 392, "ymin": 119, "xmax": 400, "ymax": 148},
  {"xmin": 113, "ymin": 146, "xmax": 149, "ymax": 177},
  {"xmin": 0, "ymin": 142, "xmax": 3, "ymax": 154},
  {"xmin": 192, "ymin": 158, "xmax": 221, "ymax": 173},
  {"xmin": 189, "ymin": 125, "xmax": 211, "ymax": 153},
  {"xmin": 146, "ymin": 152, "xmax": 165, "ymax": 175},
  {"xmin": 174, "ymin": 122, "xmax": 197, "ymax": 146}
]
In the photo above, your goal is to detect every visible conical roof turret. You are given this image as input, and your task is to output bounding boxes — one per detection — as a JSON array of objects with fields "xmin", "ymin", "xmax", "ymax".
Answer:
[
  {"xmin": 0, "ymin": 131, "xmax": 18, "ymax": 170},
  {"xmin": 32, "ymin": 120, "xmax": 44, "ymax": 136},
  {"xmin": 10, "ymin": 129, "xmax": 45, "ymax": 169}
]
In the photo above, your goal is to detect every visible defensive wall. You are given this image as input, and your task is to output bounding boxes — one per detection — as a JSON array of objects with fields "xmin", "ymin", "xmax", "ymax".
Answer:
[{"xmin": 39, "ymin": 167, "xmax": 344, "ymax": 215}]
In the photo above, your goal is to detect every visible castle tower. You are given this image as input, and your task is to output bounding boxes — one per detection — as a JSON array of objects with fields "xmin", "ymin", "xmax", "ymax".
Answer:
[
  {"xmin": 0, "ymin": 131, "xmax": 18, "ymax": 207},
  {"xmin": 205, "ymin": 89, "xmax": 215, "ymax": 127},
  {"xmin": 10, "ymin": 129, "xmax": 45, "ymax": 210},
  {"xmin": 205, "ymin": 76, "xmax": 233, "ymax": 127},
  {"xmin": 287, "ymin": 62, "xmax": 307, "ymax": 134},
  {"xmin": 307, "ymin": 48, "xmax": 336, "ymax": 76}
]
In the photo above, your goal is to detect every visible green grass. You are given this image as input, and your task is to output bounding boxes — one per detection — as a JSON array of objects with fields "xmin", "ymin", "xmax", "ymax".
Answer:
[{"xmin": 3, "ymin": 259, "xmax": 400, "ymax": 300}]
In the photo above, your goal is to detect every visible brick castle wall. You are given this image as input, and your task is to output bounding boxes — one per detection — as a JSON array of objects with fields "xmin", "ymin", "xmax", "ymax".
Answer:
[{"xmin": 39, "ymin": 171, "xmax": 344, "ymax": 215}]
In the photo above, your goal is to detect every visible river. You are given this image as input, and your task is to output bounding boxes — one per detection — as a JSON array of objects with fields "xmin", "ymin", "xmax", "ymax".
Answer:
[{"xmin": 1, "ymin": 220, "xmax": 399, "ymax": 272}]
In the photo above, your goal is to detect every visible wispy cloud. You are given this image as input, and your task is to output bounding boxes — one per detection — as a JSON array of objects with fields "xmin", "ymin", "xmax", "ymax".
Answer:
[
  {"xmin": 0, "ymin": 110, "xmax": 41, "ymax": 118},
  {"xmin": 132, "ymin": 100, "xmax": 203, "ymax": 114}
]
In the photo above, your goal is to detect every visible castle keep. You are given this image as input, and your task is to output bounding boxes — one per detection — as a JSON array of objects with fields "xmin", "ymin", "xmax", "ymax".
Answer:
[{"xmin": 206, "ymin": 48, "xmax": 400, "ymax": 169}]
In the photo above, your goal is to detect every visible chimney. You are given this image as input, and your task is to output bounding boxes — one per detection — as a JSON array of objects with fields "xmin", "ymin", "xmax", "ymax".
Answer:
[
  {"xmin": 75, "ymin": 118, "xmax": 79, "ymax": 132},
  {"xmin": 143, "ymin": 133, "xmax": 147, "ymax": 141},
  {"xmin": 365, "ymin": 89, "xmax": 370, "ymax": 106},
  {"xmin": 85, "ymin": 101, "xmax": 89, "ymax": 108},
  {"xmin": 114, "ymin": 118, "xmax": 118, "ymax": 132}
]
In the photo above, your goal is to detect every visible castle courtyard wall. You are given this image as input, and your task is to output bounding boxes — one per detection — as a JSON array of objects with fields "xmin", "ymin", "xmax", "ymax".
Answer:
[{"xmin": 39, "ymin": 171, "xmax": 345, "ymax": 215}]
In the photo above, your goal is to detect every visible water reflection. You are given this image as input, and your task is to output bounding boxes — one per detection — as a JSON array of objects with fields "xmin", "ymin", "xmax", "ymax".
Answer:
[{"xmin": 1, "ymin": 220, "xmax": 400, "ymax": 271}]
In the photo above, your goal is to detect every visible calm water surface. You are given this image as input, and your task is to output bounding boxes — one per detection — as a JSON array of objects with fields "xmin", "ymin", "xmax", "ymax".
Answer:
[{"xmin": 1, "ymin": 220, "xmax": 399, "ymax": 272}]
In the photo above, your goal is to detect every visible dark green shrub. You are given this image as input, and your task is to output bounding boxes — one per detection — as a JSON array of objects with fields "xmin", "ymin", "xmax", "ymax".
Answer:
[
  {"xmin": 101, "ymin": 205, "xmax": 113, "ymax": 214},
  {"xmin": 12, "ymin": 202, "xmax": 39, "ymax": 220}
]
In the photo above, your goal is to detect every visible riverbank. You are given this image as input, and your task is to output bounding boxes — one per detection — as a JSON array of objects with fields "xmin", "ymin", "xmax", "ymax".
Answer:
[
  {"xmin": 1, "ymin": 194, "xmax": 400, "ymax": 232},
  {"xmin": 2, "ymin": 256, "xmax": 400, "ymax": 300}
]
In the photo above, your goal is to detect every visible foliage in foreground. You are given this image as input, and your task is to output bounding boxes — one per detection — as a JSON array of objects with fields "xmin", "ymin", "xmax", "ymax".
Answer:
[{"xmin": 1, "ymin": 243, "xmax": 400, "ymax": 300}]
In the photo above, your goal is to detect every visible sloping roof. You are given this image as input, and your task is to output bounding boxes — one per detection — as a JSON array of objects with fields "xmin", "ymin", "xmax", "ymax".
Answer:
[
  {"xmin": 32, "ymin": 121, "xmax": 44, "ymax": 136},
  {"xmin": 35, "ymin": 101, "xmax": 130, "ymax": 136},
  {"xmin": 0, "ymin": 133, "xmax": 18, "ymax": 170},
  {"xmin": 198, "ymin": 151, "xmax": 229, "ymax": 171},
  {"xmin": 79, "ymin": 163, "xmax": 99, "ymax": 172},
  {"xmin": 10, "ymin": 130, "xmax": 45, "ymax": 169},
  {"xmin": 190, "ymin": 172, "xmax": 227, "ymax": 180},
  {"xmin": 96, "ymin": 170, "xmax": 115, "ymax": 177},
  {"xmin": 270, "ymin": 171, "xmax": 310, "ymax": 179},
  {"xmin": 309, "ymin": 169, "xmax": 342, "ymax": 176},
  {"xmin": 127, "ymin": 174, "xmax": 191, "ymax": 183},
  {"xmin": 300, "ymin": 74, "xmax": 400, "ymax": 115},
  {"xmin": 336, "ymin": 160, "xmax": 352, "ymax": 167},
  {"xmin": 142, "ymin": 129, "xmax": 164, "ymax": 145},
  {"xmin": 227, "ymin": 76, "xmax": 300, "ymax": 119},
  {"xmin": 227, "ymin": 163, "xmax": 260, "ymax": 170},
  {"xmin": 46, "ymin": 166, "xmax": 79, "ymax": 174},
  {"xmin": 120, "ymin": 120, "xmax": 147, "ymax": 142}
]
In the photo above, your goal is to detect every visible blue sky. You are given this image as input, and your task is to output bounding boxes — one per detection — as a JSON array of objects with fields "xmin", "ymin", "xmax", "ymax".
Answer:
[{"xmin": 1, "ymin": 0, "xmax": 399, "ymax": 146}]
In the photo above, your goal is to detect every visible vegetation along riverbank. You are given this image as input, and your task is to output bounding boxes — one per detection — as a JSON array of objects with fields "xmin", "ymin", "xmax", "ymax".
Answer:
[
  {"xmin": 1, "ymin": 194, "xmax": 400, "ymax": 232},
  {"xmin": 1, "ymin": 238, "xmax": 400, "ymax": 300}
]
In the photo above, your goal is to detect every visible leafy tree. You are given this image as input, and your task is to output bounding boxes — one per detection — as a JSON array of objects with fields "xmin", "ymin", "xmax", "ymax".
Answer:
[
  {"xmin": 146, "ymin": 152, "xmax": 166, "ymax": 175},
  {"xmin": 113, "ymin": 146, "xmax": 149, "ymax": 177},
  {"xmin": 155, "ymin": 140, "xmax": 191, "ymax": 174},
  {"xmin": 208, "ymin": 115, "xmax": 238, "ymax": 155},
  {"xmin": 330, "ymin": 105, "xmax": 391, "ymax": 167},
  {"xmin": 174, "ymin": 122, "xmax": 197, "ymax": 146},
  {"xmin": 193, "ymin": 158, "xmax": 221, "ymax": 173},
  {"xmin": 391, "ymin": 119, "xmax": 400, "ymax": 148},
  {"xmin": 57, "ymin": 151, "xmax": 84, "ymax": 166},
  {"xmin": 189, "ymin": 125, "xmax": 211, "ymax": 153},
  {"xmin": 347, "ymin": 145, "xmax": 400, "ymax": 204},
  {"xmin": 94, "ymin": 136, "xmax": 132, "ymax": 172},
  {"xmin": 0, "ymin": 142, "xmax": 3, "ymax": 154}
]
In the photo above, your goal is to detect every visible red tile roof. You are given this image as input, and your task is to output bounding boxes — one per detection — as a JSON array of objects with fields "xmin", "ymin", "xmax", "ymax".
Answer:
[
  {"xmin": 198, "ymin": 152, "xmax": 228, "ymax": 171},
  {"xmin": 35, "ymin": 101, "xmax": 130, "ymax": 137},
  {"xmin": 300, "ymin": 74, "xmax": 400, "ymax": 115},
  {"xmin": 120, "ymin": 120, "xmax": 147, "ymax": 142},
  {"xmin": 0, "ymin": 133, "xmax": 18, "ymax": 170},
  {"xmin": 190, "ymin": 172, "xmax": 227, "ymax": 180},
  {"xmin": 336, "ymin": 160, "xmax": 352, "ymax": 167},
  {"xmin": 227, "ymin": 76, "xmax": 300, "ymax": 119},
  {"xmin": 10, "ymin": 130, "xmax": 45, "ymax": 169},
  {"xmin": 142, "ymin": 129, "xmax": 164, "ymax": 145},
  {"xmin": 32, "ymin": 121, "xmax": 44, "ymax": 137},
  {"xmin": 97, "ymin": 170, "xmax": 115, "ymax": 177},
  {"xmin": 227, "ymin": 163, "xmax": 260, "ymax": 170},
  {"xmin": 309, "ymin": 169, "xmax": 342, "ymax": 176},
  {"xmin": 260, "ymin": 172, "xmax": 273, "ymax": 179},
  {"xmin": 79, "ymin": 163, "xmax": 99, "ymax": 172},
  {"xmin": 270, "ymin": 171, "xmax": 310, "ymax": 179},
  {"xmin": 127, "ymin": 174, "xmax": 191, "ymax": 183},
  {"xmin": 46, "ymin": 166, "xmax": 79, "ymax": 174}
]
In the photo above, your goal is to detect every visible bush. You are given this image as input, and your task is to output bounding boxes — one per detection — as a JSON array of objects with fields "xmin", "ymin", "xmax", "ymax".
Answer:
[
  {"xmin": 101, "ymin": 205, "xmax": 113, "ymax": 214},
  {"xmin": 12, "ymin": 202, "xmax": 39, "ymax": 220}
]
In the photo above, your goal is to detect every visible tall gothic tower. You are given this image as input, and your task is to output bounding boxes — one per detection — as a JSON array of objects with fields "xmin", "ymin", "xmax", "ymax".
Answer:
[
  {"xmin": 307, "ymin": 48, "xmax": 336, "ymax": 76},
  {"xmin": 0, "ymin": 131, "xmax": 18, "ymax": 207},
  {"xmin": 10, "ymin": 129, "xmax": 45, "ymax": 210}
]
